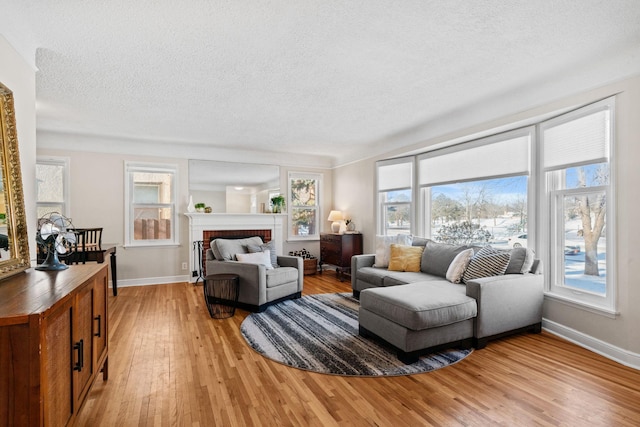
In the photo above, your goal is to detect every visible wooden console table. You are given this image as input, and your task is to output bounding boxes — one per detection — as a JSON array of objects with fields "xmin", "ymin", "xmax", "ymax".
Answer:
[
  {"xmin": 320, "ymin": 233, "xmax": 363, "ymax": 281},
  {"xmin": 83, "ymin": 244, "xmax": 118, "ymax": 296},
  {"xmin": 0, "ymin": 263, "xmax": 109, "ymax": 426}
]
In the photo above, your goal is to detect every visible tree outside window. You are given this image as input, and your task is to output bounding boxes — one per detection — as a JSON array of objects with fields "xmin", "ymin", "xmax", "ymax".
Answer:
[{"xmin": 289, "ymin": 173, "xmax": 321, "ymax": 239}]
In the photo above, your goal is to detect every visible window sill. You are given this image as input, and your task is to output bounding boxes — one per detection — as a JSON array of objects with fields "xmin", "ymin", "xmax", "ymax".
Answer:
[{"xmin": 544, "ymin": 291, "xmax": 619, "ymax": 319}]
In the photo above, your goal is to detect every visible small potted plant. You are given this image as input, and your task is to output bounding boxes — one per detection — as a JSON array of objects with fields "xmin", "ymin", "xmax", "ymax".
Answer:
[
  {"xmin": 270, "ymin": 195, "xmax": 285, "ymax": 213},
  {"xmin": 194, "ymin": 203, "xmax": 206, "ymax": 213}
]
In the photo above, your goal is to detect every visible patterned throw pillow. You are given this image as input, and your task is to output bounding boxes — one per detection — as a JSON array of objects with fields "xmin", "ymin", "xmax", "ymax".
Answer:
[
  {"xmin": 445, "ymin": 248, "xmax": 474, "ymax": 283},
  {"xmin": 387, "ymin": 244, "xmax": 424, "ymax": 272},
  {"xmin": 462, "ymin": 245, "xmax": 511, "ymax": 283}
]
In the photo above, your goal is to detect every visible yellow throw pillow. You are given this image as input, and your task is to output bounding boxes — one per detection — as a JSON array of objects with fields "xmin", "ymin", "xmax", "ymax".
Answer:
[{"xmin": 387, "ymin": 244, "xmax": 424, "ymax": 272}]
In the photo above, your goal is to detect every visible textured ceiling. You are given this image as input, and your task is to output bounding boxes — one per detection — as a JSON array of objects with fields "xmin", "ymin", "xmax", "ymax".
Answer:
[{"xmin": 2, "ymin": 1, "xmax": 640, "ymax": 168}]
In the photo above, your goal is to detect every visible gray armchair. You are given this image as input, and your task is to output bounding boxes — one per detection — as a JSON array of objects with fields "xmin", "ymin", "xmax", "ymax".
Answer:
[{"xmin": 205, "ymin": 237, "xmax": 303, "ymax": 312}]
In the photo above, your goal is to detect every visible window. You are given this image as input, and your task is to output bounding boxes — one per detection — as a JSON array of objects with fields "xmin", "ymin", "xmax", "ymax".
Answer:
[
  {"xmin": 36, "ymin": 157, "xmax": 70, "ymax": 218},
  {"xmin": 418, "ymin": 129, "xmax": 532, "ymax": 246},
  {"xmin": 288, "ymin": 172, "xmax": 321, "ymax": 240},
  {"xmin": 541, "ymin": 98, "xmax": 614, "ymax": 313},
  {"xmin": 125, "ymin": 162, "xmax": 178, "ymax": 246},
  {"xmin": 376, "ymin": 157, "xmax": 414, "ymax": 235}
]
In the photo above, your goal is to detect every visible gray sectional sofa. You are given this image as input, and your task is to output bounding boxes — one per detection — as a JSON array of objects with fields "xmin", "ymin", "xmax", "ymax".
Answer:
[{"xmin": 352, "ymin": 238, "xmax": 544, "ymax": 363}]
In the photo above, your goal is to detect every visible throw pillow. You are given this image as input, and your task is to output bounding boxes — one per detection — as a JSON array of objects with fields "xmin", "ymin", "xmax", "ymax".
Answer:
[
  {"xmin": 235, "ymin": 251, "xmax": 274, "ymax": 269},
  {"xmin": 387, "ymin": 244, "xmax": 424, "ymax": 272},
  {"xmin": 420, "ymin": 241, "xmax": 469, "ymax": 278},
  {"xmin": 445, "ymin": 248, "xmax": 474, "ymax": 284},
  {"xmin": 374, "ymin": 234, "xmax": 413, "ymax": 268},
  {"xmin": 246, "ymin": 240, "xmax": 278, "ymax": 268},
  {"xmin": 462, "ymin": 245, "xmax": 511, "ymax": 283},
  {"xmin": 505, "ymin": 247, "xmax": 536, "ymax": 274},
  {"xmin": 213, "ymin": 236, "xmax": 263, "ymax": 261}
]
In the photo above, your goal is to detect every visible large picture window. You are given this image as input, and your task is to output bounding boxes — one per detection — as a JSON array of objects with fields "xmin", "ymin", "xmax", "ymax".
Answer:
[
  {"xmin": 418, "ymin": 129, "xmax": 532, "ymax": 247},
  {"xmin": 125, "ymin": 162, "xmax": 178, "ymax": 246},
  {"xmin": 288, "ymin": 172, "xmax": 321, "ymax": 240}
]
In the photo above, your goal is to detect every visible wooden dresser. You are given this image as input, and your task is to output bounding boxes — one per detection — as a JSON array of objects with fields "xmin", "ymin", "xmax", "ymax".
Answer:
[
  {"xmin": 319, "ymin": 233, "xmax": 363, "ymax": 281},
  {"xmin": 0, "ymin": 263, "xmax": 109, "ymax": 427}
]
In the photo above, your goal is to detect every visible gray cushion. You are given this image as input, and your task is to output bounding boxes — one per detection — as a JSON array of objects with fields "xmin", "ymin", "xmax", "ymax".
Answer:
[
  {"xmin": 211, "ymin": 236, "xmax": 263, "ymax": 261},
  {"xmin": 360, "ymin": 282, "xmax": 477, "ymax": 331},
  {"xmin": 246, "ymin": 240, "xmax": 278, "ymax": 268},
  {"xmin": 411, "ymin": 237, "xmax": 430, "ymax": 247},
  {"xmin": 420, "ymin": 241, "xmax": 468, "ymax": 277},
  {"xmin": 265, "ymin": 267, "xmax": 299, "ymax": 288},
  {"xmin": 505, "ymin": 247, "xmax": 536, "ymax": 274}
]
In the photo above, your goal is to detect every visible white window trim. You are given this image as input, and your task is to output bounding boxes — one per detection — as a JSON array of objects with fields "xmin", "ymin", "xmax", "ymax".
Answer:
[
  {"xmin": 376, "ymin": 156, "xmax": 415, "ymax": 235},
  {"xmin": 36, "ymin": 156, "xmax": 71, "ymax": 217},
  {"xmin": 539, "ymin": 97, "xmax": 616, "ymax": 316},
  {"xmin": 287, "ymin": 171, "xmax": 322, "ymax": 242},
  {"xmin": 124, "ymin": 161, "xmax": 179, "ymax": 247}
]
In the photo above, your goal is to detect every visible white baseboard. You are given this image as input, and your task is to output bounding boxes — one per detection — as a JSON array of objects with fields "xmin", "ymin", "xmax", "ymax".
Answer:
[
  {"xmin": 543, "ymin": 318, "xmax": 640, "ymax": 370},
  {"xmin": 108, "ymin": 275, "xmax": 191, "ymax": 289}
]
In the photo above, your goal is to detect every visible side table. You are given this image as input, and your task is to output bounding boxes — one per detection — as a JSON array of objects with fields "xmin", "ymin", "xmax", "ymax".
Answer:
[{"xmin": 204, "ymin": 274, "xmax": 240, "ymax": 318}]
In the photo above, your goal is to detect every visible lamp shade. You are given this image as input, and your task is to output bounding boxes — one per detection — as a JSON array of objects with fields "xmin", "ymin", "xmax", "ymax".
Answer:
[
  {"xmin": 327, "ymin": 210, "xmax": 344, "ymax": 221},
  {"xmin": 327, "ymin": 210, "xmax": 343, "ymax": 233}
]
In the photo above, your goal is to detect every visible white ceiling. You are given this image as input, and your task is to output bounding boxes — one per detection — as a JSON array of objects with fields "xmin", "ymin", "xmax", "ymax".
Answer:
[{"xmin": 2, "ymin": 1, "xmax": 640, "ymax": 168}]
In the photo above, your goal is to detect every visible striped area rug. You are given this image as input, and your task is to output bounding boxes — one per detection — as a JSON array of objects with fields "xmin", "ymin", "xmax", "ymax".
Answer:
[{"xmin": 240, "ymin": 293, "xmax": 472, "ymax": 376}]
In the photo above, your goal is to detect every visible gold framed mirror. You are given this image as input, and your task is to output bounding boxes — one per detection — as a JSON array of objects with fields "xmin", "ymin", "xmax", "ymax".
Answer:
[{"xmin": 0, "ymin": 82, "xmax": 30, "ymax": 280}]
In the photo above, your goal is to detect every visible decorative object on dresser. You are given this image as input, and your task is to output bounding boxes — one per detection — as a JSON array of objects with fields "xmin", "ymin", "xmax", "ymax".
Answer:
[
  {"xmin": 0, "ymin": 263, "xmax": 110, "ymax": 426},
  {"xmin": 327, "ymin": 210, "xmax": 344, "ymax": 233},
  {"xmin": 35, "ymin": 212, "xmax": 79, "ymax": 270},
  {"xmin": 320, "ymin": 232, "xmax": 363, "ymax": 281}
]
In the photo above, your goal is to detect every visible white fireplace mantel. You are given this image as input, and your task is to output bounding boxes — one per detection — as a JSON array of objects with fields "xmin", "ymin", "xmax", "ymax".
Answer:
[{"xmin": 185, "ymin": 213, "xmax": 286, "ymax": 282}]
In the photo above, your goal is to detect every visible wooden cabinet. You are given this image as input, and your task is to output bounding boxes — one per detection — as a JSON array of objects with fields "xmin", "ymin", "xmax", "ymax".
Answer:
[
  {"xmin": 0, "ymin": 263, "xmax": 109, "ymax": 427},
  {"xmin": 320, "ymin": 233, "xmax": 363, "ymax": 281}
]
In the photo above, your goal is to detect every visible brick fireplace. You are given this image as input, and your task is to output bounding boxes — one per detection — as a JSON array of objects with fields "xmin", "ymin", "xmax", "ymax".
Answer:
[{"xmin": 185, "ymin": 213, "xmax": 285, "ymax": 283}]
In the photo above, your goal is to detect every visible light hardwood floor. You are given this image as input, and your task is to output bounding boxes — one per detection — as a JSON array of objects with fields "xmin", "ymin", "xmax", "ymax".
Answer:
[{"xmin": 76, "ymin": 272, "xmax": 640, "ymax": 426}]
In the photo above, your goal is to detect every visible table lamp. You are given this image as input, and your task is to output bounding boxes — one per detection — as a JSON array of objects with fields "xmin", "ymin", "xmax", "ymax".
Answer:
[{"xmin": 327, "ymin": 210, "xmax": 344, "ymax": 233}]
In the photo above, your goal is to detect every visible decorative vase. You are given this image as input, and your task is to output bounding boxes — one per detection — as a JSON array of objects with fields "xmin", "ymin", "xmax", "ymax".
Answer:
[
  {"xmin": 347, "ymin": 222, "xmax": 356, "ymax": 232},
  {"xmin": 187, "ymin": 195, "xmax": 195, "ymax": 213}
]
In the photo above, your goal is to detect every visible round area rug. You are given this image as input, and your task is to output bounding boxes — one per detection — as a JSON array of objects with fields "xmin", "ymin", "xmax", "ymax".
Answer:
[{"xmin": 240, "ymin": 293, "xmax": 473, "ymax": 376}]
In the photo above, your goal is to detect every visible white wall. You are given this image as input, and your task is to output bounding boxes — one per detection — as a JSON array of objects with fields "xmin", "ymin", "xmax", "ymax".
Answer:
[
  {"xmin": 333, "ymin": 74, "xmax": 640, "ymax": 366},
  {"xmin": 0, "ymin": 35, "xmax": 37, "ymax": 262}
]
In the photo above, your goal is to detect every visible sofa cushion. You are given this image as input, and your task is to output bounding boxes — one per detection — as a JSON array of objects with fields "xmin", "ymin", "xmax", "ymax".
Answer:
[
  {"xmin": 374, "ymin": 234, "xmax": 412, "ymax": 267},
  {"xmin": 360, "ymin": 282, "xmax": 477, "ymax": 331},
  {"xmin": 445, "ymin": 248, "xmax": 474, "ymax": 284},
  {"xmin": 236, "ymin": 251, "xmax": 274, "ymax": 270},
  {"xmin": 356, "ymin": 267, "xmax": 389, "ymax": 288},
  {"xmin": 388, "ymin": 244, "xmax": 424, "ymax": 272},
  {"xmin": 212, "ymin": 237, "xmax": 263, "ymax": 261},
  {"xmin": 505, "ymin": 247, "xmax": 536, "ymax": 274},
  {"xmin": 265, "ymin": 267, "xmax": 299, "ymax": 288},
  {"xmin": 421, "ymin": 241, "xmax": 468, "ymax": 277},
  {"xmin": 382, "ymin": 271, "xmax": 443, "ymax": 287},
  {"xmin": 462, "ymin": 245, "xmax": 511, "ymax": 283},
  {"xmin": 246, "ymin": 240, "xmax": 278, "ymax": 268}
]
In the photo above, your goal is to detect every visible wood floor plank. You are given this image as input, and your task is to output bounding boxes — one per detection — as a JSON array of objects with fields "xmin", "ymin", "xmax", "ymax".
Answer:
[{"xmin": 75, "ymin": 272, "xmax": 640, "ymax": 426}]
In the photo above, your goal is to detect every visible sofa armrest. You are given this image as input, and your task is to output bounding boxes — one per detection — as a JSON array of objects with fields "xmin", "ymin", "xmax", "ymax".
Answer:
[
  {"xmin": 205, "ymin": 260, "xmax": 267, "ymax": 305},
  {"xmin": 351, "ymin": 254, "xmax": 376, "ymax": 289},
  {"xmin": 465, "ymin": 273, "xmax": 544, "ymax": 340},
  {"xmin": 277, "ymin": 255, "xmax": 304, "ymax": 292}
]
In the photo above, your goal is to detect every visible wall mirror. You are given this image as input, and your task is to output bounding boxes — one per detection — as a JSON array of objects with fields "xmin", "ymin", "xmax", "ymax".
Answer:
[
  {"xmin": 0, "ymin": 82, "xmax": 30, "ymax": 280},
  {"xmin": 188, "ymin": 160, "xmax": 280, "ymax": 213}
]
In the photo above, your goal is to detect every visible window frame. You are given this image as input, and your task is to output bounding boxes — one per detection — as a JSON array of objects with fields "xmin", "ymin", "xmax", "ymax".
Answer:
[
  {"xmin": 36, "ymin": 156, "xmax": 70, "ymax": 218},
  {"xmin": 287, "ymin": 172, "xmax": 322, "ymax": 241},
  {"xmin": 124, "ymin": 161, "xmax": 179, "ymax": 247},
  {"xmin": 376, "ymin": 157, "xmax": 415, "ymax": 236},
  {"xmin": 540, "ymin": 98, "xmax": 616, "ymax": 316}
]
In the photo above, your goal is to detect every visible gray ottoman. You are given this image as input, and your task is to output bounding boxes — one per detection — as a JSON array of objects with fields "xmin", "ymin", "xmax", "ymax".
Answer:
[{"xmin": 358, "ymin": 282, "xmax": 477, "ymax": 363}]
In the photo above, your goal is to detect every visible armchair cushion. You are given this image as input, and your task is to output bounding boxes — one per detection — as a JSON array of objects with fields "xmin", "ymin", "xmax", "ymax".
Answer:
[
  {"xmin": 236, "ymin": 251, "xmax": 274, "ymax": 269},
  {"xmin": 212, "ymin": 236, "xmax": 263, "ymax": 261},
  {"xmin": 266, "ymin": 267, "xmax": 299, "ymax": 288}
]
